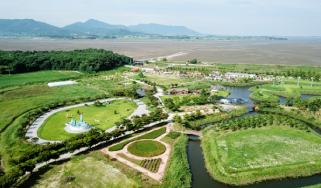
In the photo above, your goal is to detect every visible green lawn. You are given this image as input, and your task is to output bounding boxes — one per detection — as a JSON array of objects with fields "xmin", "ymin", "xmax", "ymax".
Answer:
[
  {"xmin": 127, "ymin": 140, "xmax": 166, "ymax": 157},
  {"xmin": 249, "ymin": 90, "xmax": 280, "ymax": 102},
  {"xmin": 0, "ymin": 84, "xmax": 105, "ymax": 132},
  {"xmin": 139, "ymin": 97, "xmax": 157, "ymax": 112},
  {"xmin": 202, "ymin": 125, "xmax": 321, "ymax": 186},
  {"xmin": 0, "ymin": 71, "xmax": 81, "ymax": 87},
  {"xmin": 38, "ymin": 100, "xmax": 138, "ymax": 141},
  {"xmin": 250, "ymin": 84, "xmax": 321, "ymax": 98}
]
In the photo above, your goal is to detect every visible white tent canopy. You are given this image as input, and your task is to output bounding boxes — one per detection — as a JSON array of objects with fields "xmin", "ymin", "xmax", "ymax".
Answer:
[{"xmin": 48, "ymin": 81, "xmax": 76, "ymax": 87}]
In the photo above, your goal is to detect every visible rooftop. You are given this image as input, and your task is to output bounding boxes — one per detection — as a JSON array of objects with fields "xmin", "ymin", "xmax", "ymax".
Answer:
[{"xmin": 168, "ymin": 88, "xmax": 189, "ymax": 92}]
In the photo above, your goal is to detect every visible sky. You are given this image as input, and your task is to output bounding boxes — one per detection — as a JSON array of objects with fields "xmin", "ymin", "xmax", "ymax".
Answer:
[{"xmin": 0, "ymin": 0, "xmax": 320, "ymax": 36}]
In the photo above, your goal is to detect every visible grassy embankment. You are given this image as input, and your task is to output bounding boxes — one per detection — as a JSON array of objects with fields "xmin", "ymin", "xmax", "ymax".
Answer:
[
  {"xmin": 162, "ymin": 134, "xmax": 192, "ymax": 188},
  {"xmin": 250, "ymin": 84, "xmax": 321, "ymax": 99},
  {"xmin": 201, "ymin": 120, "xmax": 321, "ymax": 186},
  {"xmin": 249, "ymin": 90, "xmax": 280, "ymax": 103},
  {"xmin": 16, "ymin": 151, "xmax": 159, "ymax": 188},
  {"xmin": 38, "ymin": 100, "xmax": 138, "ymax": 141},
  {"xmin": 0, "ymin": 70, "xmax": 82, "ymax": 88}
]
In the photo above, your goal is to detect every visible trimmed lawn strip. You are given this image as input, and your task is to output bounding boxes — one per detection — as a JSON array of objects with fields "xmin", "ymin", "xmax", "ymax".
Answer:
[
  {"xmin": 201, "ymin": 124, "xmax": 321, "ymax": 186},
  {"xmin": 162, "ymin": 134, "xmax": 191, "ymax": 188},
  {"xmin": 109, "ymin": 127, "xmax": 167, "ymax": 151},
  {"xmin": 117, "ymin": 153, "xmax": 141, "ymax": 165},
  {"xmin": 127, "ymin": 140, "xmax": 166, "ymax": 157}
]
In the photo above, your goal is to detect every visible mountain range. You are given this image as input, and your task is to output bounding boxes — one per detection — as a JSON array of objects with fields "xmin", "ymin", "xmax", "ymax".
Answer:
[{"xmin": 0, "ymin": 19, "xmax": 201, "ymax": 36}]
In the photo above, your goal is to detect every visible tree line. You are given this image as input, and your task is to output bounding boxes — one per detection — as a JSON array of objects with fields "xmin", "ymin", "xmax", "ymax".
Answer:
[{"xmin": 0, "ymin": 49, "xmax": 132, "ymax": 74}]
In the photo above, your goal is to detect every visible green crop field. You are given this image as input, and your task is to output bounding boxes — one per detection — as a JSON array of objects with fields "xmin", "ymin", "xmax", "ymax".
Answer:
[
  {"xmin": 202, "ymin": 125, "xmax": 321, "ymax": 186},
  {"xmin": 38, "ymin": 100, "xmax": 138, "ymax": 140},
  {"xmin": 0, "ymin": 71, "xmax": 81, "ymax": 88}
]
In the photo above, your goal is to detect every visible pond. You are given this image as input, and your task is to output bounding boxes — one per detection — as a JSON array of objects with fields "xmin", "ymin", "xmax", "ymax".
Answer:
[{"xmin": 136, "ymin": 89, "xmax": 146, "ymax": 96}]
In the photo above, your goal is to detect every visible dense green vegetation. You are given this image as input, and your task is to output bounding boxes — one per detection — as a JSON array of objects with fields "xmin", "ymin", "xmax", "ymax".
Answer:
[
  {"xmin": 109, "ymin": 127, "xmax": 167, "ymax": 151},
  {"xmin": 0, "ymin": 70, "xmax": 81, "ymax": 88},
  {"xmin": 127, "ymin": 140, "xmax": 166, "ymax": 157},
  {"xmin": 202, "ymin": 114, "xmax": 321, "ymax": 186},
  {"xmin": 38, "ymin": 100, "xmax": 138, "ymax": 140},
  {"xmin": 0, "ymin": 49, "xmax": 131, "ymax": 74},
  {"xmin": 179, "ymin": 106, "xmax": 248, "ymax": 129},
  {"xmin": 162, "ymin": 134, "xmax": 191, "ymax": 188},
  {"xmin": 139, "ymin": 158, "xmax": 162, "ymax": 173}
]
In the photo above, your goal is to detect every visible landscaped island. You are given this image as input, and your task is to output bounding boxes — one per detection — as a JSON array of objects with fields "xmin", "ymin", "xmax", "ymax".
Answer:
[{"xmin": 201, "ymin": 114, "xmax": 321, "ymax": 186}]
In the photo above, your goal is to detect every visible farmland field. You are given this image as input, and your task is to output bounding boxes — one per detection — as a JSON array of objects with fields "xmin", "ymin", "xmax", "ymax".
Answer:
[
  {"xmin": 38, "ymin": 100, "xmax": 138, "ymax": 140},
  {"xmin": 0, "ymin": 70, "xmax": 81, "ymax": 87},
  {"xmin": 202, "ymin": 125, "xmax": 321, "ymax": 185}
]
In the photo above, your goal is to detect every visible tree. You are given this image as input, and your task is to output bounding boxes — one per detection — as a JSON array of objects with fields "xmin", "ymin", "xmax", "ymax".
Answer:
[
  {"xmin": 190, "ymin": 59, "xmax": 197, "ymax": 64},
  {"xmin": 138, "ymin": 72, "xmax": 144, "ymax": 78},
  {"xmin": 173, "ymin": 115, "xmax": 182, "ymax": 123},
  {"xmin": 162, "ymin": 58, "xmax": 167, "ymax": 62},
  {"xmin": 285, "ymin": 97, "xmax": 292, "ymax": 106}
]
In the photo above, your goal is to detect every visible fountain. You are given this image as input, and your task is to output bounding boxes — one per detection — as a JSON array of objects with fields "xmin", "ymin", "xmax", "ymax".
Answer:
[{"xmin": 64, "ymin": 114, "xmax": 93, "ymax": 133}]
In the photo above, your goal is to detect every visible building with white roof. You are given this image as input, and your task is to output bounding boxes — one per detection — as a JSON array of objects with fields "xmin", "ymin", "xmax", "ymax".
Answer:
[{"xmin": 225, "ymin": 72, "xmax": 257, "ymax": 79}]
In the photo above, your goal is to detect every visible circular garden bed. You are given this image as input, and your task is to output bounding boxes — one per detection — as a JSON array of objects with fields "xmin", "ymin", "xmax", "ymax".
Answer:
[{"xmin": 127, "ymin": 140, "xmax": 166, "ymax": 157}]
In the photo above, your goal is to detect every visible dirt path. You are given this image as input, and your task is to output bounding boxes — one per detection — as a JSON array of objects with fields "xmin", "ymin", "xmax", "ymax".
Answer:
[{"xmin": 100, "ymin": 124, "xmax": 171, "ymax": 182}]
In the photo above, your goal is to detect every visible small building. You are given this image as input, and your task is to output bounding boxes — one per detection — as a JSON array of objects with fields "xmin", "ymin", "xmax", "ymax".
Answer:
[
  {"xmin": 134, "ymin": 60, "xmax": 144, "ymax": 66},
  {"xmin": 192, "ymin": 90, "xmax": 201, "ymax": 95},
  {"xmin": 211, "ymin": 88, "xmax": 218, "ymax": 95},
  {"xmin": 168, "ymin": 88, "xmax": 189, "ymax": 95}
]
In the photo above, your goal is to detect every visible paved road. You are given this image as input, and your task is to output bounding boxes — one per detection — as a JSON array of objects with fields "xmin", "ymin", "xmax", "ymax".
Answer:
[{"xmin": 25, "ymin": 98, "xmax": 148, "ymax": 144}]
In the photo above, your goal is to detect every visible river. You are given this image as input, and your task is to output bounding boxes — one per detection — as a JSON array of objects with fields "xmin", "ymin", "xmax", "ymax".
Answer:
[{"xmin": 188, "ymin": 86, "xmax": 321, "ymax": 188}]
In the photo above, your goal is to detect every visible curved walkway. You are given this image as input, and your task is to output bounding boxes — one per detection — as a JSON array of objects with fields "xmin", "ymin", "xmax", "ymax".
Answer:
[
  {"xmin": 100, "ymin": 124, "xmax": 171, "ymax": 181},
  {"xmin": 25, "ymin": 98, "xmax": 148, "ymax": 144}
]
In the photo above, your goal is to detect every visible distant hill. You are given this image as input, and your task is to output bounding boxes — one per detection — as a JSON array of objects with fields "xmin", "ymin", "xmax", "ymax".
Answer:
[
  {"xmin": 0, "ymin": 19, "xmax": 202, "ymax": 36},
  {"xmin": 127, "ymin": 23, "xmax": 201, "ymax": 35},
  {"xmin": 0, "ymin": 19, "xmax": 70, "ymax": 35},
  {"xmin": 63, "ymin": 19, "xmax": 127, "ymax": 34}
]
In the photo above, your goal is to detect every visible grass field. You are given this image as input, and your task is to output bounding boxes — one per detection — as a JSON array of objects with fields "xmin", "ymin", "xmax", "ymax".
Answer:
[
  {"xmin": 38, "ymin": 100, "xmax": 138, "ymax": 140},
  {"xmin": 127, "ymin": 140, "xmax": 166, "ymax": 157},
  {"xmin": 250, "ymin": 84, "xmax": 321, "ymax": 98},
  {"xmin": 0, "ymin": 84, "xmax": 104, "ymax": 133},
  {"xmin": 202, "ymin": 125, "xmax": 321, "ymax": 186},
  {"xmin": 139, "ymin": 97, "xmax": 157, "ymax": 112},
  {"xmin": 0, "ymin": 71, "xmax": 81, "ymax": 88},
  {"xmin": 16, "ymin": 151, "xmax": 159, "ymax": 188}
]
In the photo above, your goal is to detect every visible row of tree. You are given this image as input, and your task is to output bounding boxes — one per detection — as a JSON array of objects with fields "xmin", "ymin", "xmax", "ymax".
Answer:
[
  {"xmin": 0, "ymin": 49, "xmax": 132, "ymax": 74},
  {"xmin": 214, "ymin": 113, "xmax": 310, "ymax": 132}
]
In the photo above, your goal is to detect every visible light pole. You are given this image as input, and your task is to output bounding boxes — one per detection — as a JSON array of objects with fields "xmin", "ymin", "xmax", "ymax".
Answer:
[
  {"xmin": 273, "ymin": 77, "xmax": 276, "ymax": 86},
  {"xmin": 281, "ymin": 76, "xmax": 284, "ymax": 85},
  {"xmin": 311, "ymin": 77, "xmax": 313, "ymax": 87},
  {"xmin": 297, "ymin": 76, "xmax": 301, "ymax": 86}
]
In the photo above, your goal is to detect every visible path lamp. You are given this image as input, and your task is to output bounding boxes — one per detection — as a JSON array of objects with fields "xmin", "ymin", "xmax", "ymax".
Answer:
[
  {"xmin": 297, "ymin": 76, "xmax": 301, "ymax": 86},
  {"xmin": 311, "ymin": 77, "xmax": 313, "ymax": 87},
  {"xmin": 281, "ymin": 76, "xmax": 284, "ymax": 85}
]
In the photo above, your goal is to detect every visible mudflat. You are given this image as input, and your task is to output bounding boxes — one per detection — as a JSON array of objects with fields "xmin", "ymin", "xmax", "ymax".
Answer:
[{"xmin": 0, "ymin": 37, "xmax": 320, "ymax": 66}]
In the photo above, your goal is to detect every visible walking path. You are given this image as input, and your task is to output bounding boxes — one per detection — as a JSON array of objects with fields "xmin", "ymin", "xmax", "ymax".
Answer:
[
  {"xmin": 25, "ymin": 98, "xmax": 148, "ymax": 144},
  {"xmin": 100, "ymin": 124, "xmax": 171, "ymax": 181}
]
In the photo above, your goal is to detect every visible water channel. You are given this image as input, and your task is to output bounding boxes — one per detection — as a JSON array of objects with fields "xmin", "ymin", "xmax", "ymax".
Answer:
[{"xmin": 188, "ymin": 86, "xmax": 321, "ymax": 188}]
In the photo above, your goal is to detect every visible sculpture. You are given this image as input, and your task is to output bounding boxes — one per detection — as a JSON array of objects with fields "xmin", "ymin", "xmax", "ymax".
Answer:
[{"xmin": 65, "ymin": 114, "xmax": 92, "ymax": 133}]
